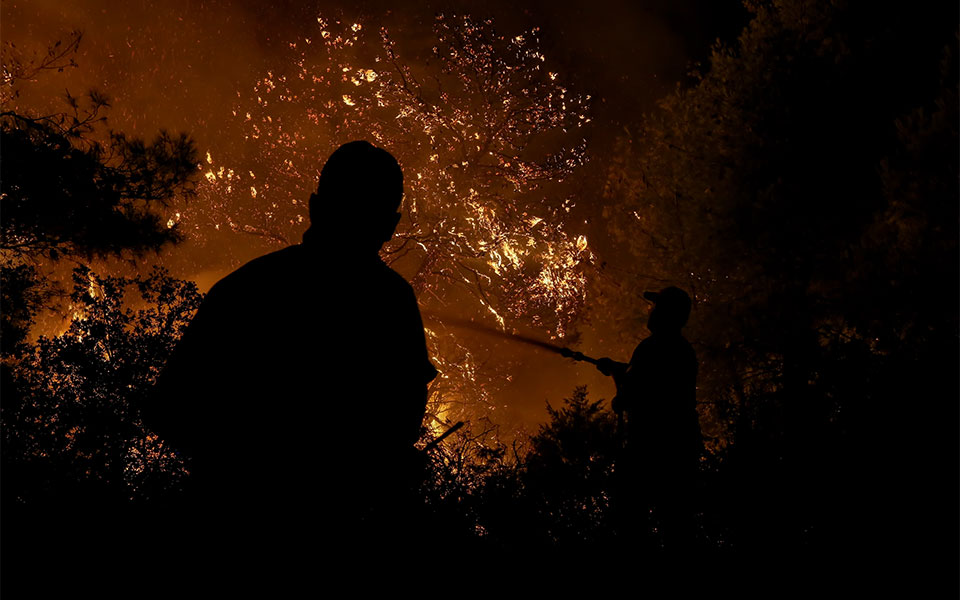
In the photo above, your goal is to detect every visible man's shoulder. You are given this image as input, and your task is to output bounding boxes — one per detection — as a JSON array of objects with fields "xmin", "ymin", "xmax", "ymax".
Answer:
[
  {"xmin": 209, "ymin": 245, "xmax": 304, "ymax": 296},
  {"xmin": 346, "ymin": 257, "xmax": 416, "ymax": 299},
  {"xmin": 631, "ymin": 333, "xmax": 696, "ymax": 361},
  {"xmin": 367, "ymin": 262, "xmax": 423, "ymax": 320},
  {"xmin": 376, "ymin": 261, "xmax": 415, "ymax": 293}
]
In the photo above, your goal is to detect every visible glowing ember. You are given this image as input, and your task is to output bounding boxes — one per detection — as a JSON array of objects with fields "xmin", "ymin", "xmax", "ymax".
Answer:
[{"xmin": 180, "ymin": 14, "xmax": 593, "ymax": 423}]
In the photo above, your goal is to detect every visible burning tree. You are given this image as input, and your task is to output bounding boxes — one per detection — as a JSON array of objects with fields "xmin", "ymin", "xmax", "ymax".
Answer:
[
  {"xmin": 0, "ymin": 31, "xmax": 197, "ymax": 356},
  {"xmin": 3, "ymin": 267, "xmax": 200, "ymax": 504},
  {"xmin": 188, "ymin": 14, "xmax": 595, "ymax": 428},
  {"xmin": 1, "ymin": 33, "xmax": 199, "ymax": 505}
]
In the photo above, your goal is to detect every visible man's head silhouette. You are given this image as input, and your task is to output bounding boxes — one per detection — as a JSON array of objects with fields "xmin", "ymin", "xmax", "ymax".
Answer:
[
  {"xmin": 308, "ymin": 141, "xmax": 404, "ymax": 253},
  {"xmin": 644, "ymin": 286, "xmax": 691, "ymax": 333}
]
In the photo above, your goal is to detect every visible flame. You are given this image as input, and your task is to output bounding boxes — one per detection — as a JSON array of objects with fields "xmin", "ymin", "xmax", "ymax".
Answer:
[{"xmin": 180, "ymin": 13, "xmax": 593, "ymax": 426}]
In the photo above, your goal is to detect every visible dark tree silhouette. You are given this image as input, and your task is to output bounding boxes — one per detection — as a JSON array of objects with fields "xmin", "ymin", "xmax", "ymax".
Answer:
[
  {"xmin": 601, "ymin": 0, "xmax": 958, "ymax": 583},
  {"xmin": 3, "ymin": 266, "xmax": 200, "ymax": 505},
  {"xmin": 0, "ymin": 263, "xmax": 55, "ymax": 356},
  {"xmin": 1, "ymin": 266, "xmax": 201, "ymax": 596},
  {"xmin": 0, "ymin": 107, "xmax": 196, "ymax": 262},
  {"xmin": 460, "ymin": 387, "xmax": 618, "ymax": 554},
  {"xmin": 1, "ymin": 36, "xmax": 199, "ymax": 594},
  {"xmin": 0, "ymin": 33, "xmax": 197, "ymax": 361},
  {"xmin": 524, "ymin": 386, "xmax": 618, "ymax": 545}
]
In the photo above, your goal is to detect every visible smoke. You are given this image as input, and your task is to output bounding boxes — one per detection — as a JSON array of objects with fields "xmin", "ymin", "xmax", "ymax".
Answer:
[{"xmin": 2, "ymin": 0, "xmax": 728, "ymax": 435}]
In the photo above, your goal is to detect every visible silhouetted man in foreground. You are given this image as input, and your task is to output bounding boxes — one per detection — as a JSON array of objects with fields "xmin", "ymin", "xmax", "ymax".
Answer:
[
  {"xmin": 594, "ymin": 286, "xmax": 701, "ymax": 554},
  {"xmin": 143, "ymin": 141, "xmax": 436, "ymax": 566}
]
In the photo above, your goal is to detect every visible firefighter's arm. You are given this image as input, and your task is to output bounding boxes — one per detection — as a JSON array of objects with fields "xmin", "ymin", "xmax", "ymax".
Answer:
[
  {"xmin": 601, "ymin": 360, "xmax": 634, "ymax": 414},
  {"xmin": 595, "ymin": 357, "xmax": 629, "ymax": 381}
]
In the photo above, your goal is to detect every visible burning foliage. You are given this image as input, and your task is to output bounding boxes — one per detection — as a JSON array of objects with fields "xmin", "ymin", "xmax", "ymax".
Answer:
[{"xmin": 186, "ymin": 14, "xmax": 595, "ymax": 429}]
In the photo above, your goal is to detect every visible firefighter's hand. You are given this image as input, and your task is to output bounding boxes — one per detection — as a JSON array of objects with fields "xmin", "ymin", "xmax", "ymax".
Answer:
[
  {"xmin": 596, "ymin": 357, "xmax": 617, "ymax": 376},
  {"xmin": 560, "ymin": 347, "xmax": 586, "ymax": 362}
]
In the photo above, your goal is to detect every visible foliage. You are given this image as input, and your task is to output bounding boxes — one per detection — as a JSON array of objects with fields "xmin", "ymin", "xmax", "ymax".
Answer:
[
  {"xmin": 0, "ymin": 263, "xmax": 56, "ymax": 357},
  {"xmin": 418, "ymin": 416, "xmax": 520, "ymax": 544},
  {"xmin": 0, "ymin": 106, "xmax": 197, "ymax": 263},
  {"xmin": 429, "ymin": 387, "xmax": 620, "ymax": 550},
  {"xmin": 0, "ymin": 33, "xmax": 198, "ymax": 367},
  {"xmin": 1, "ymin": 30, "xmax": 82, "ymax": 104},
  {"xmin": 601, "ymin": 0, "xmax": 958, "ymax": 556},
  {"xmin": 521, "ymin": 386, "xmax": 618, "ymax": 545},
  {"xmin": 2, "ymin": 8, "xmax": 954, "ymax": 571},
  {"xmin": 602, "ymin": 0, "xmax": 957, "ymax": 433},
  {"xmin": 192, "ymin": 13, "xmax": 595, "ymax": 427},
  {"xmin": 2, "ymin": 266, "xmax": 201, "ymax": 505}
]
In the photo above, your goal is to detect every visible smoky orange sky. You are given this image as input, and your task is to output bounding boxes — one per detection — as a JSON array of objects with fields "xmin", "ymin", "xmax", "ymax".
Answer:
[{"xmin": 2, "ymin": 0, "xmax": 745, "ymax": 435}]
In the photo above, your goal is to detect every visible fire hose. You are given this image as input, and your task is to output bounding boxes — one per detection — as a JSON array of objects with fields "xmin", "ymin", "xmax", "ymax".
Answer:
[{"xmin": 422, "ymin": 313, "xmax": 627, "ymax": 433}]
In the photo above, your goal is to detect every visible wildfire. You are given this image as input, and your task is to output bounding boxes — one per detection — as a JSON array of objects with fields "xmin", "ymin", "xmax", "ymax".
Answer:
[{"xmin": 180, "ymin": 13, "xmax": 594, "ymax": 424}]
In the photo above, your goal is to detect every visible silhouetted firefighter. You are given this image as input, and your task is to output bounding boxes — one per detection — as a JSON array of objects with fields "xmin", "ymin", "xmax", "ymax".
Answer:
[
  {"xmin": 590, "ymin": 286, "xmax": 701, "ymax": 553},
  {"xmin": 143, "ymin": 141, "xmax": 437, "ymax": 565}
]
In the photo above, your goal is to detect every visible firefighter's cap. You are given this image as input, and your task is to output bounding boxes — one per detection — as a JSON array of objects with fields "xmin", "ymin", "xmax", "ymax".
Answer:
[{"xmin": 643, "ymin": 286, "xmax": 691, "ymax": 323}]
